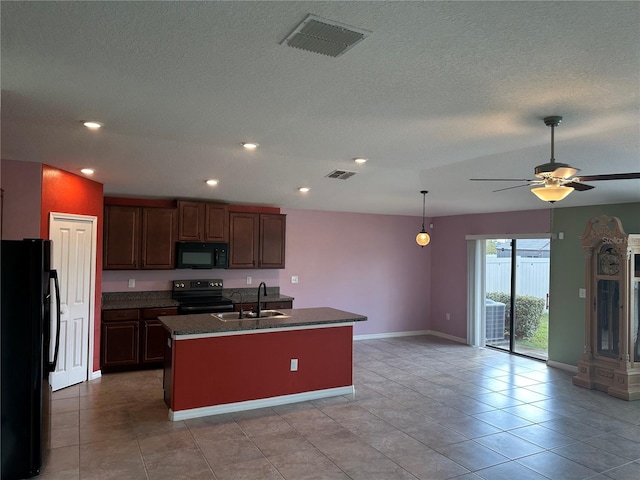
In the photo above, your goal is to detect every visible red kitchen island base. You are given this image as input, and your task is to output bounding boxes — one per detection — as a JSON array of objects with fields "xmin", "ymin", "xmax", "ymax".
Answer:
[{"xmin": 161, "ymin": 310, "xmax": 364, "ymax": 421}]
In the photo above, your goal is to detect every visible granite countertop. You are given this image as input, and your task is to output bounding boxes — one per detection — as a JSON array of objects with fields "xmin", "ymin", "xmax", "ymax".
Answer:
[
  {"xmin": 101, "ymin": 289, "xmax": 294, "ymax": 311},
  {"xmin": 159, "ymin": 307, "xmax": 366, "ymax": 337}
]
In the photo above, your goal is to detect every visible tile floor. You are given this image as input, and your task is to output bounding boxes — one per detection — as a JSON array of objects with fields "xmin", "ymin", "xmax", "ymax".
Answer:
[{"xmin": 41, "ymin": 335, "xmax": 639, "ymax": 480}]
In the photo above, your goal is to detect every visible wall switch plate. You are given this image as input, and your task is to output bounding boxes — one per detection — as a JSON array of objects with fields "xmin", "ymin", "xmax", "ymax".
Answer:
[
  {"xmin": 246, "ymin": 276, "xmax": 252, "ymax": 285},
  {"xmin": 559, "ymin": 232, "xmax": 565, "ymax": 240},
  {"xmin": 128, "ymin": 279, "xmax": 135, "ymax": 288},
  {"xmin": 290, "ymin": 359, "xmax": 298, "ymax": 371},
  {"xmin": 446, "ymin": 313, "xmax": 450, "ymax": 321},
  {"xmin": 291, "ymin": 275, "xmax": 299, "ymax": 284},
  {"xmin": 579, "ymin": 288, "xmax": 586, "ymax": 298}
]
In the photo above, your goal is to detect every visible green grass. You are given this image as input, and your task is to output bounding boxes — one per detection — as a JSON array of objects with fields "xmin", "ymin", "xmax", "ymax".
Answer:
[{"xmin": 517, "ymin": 313, "xmax": 548, "ymax": 350}]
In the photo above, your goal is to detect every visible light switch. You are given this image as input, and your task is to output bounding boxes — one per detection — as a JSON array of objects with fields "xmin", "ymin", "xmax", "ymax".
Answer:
[
  {"xmin": 290, "ymin": 359, "xmax": 298, "ymax": 371},
  {"xmin": 291, "ymin": 275, "xmax": 299, "ymax": 284},
  {"xmin": 579, "ymin": 288, "xmax": 586, "ymax": 298}
]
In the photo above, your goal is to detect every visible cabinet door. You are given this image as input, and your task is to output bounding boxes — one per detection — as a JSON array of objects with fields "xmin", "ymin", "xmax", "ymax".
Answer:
[
  {"xmin": 229, "ymin": 213, "xmax": 259, "ymax": 268},
  {"xmin": 259, "ymin": 214, "xmax": 286, "ymax": 268},
  {"xmin": 141, "ymin": 207, "xmax": 177, "ymax": 269},
  {"xmin": 141, "ymin": 307, "xmax": 177, "ymax": 364},
  {"xmin": 178, "ymin": 201, "xmax": 204, "ymax": 241},
  {"xmin": 141, "ymin": 320, "xmax": 166, "ymax": 363},
  {"xmin": 103, "ymin": 206, "xmax": 140, "ymax": 269},
  {"xmin": 102, "ymin": 321, "xmax": 139, "ymax": 367},
  {"xmin": 205, "ymin": 203, "xmax": 229, "ymax": 242},
  {"xmin": 266, "ymin": 301, "xmax": 293, "ymax": 310}
]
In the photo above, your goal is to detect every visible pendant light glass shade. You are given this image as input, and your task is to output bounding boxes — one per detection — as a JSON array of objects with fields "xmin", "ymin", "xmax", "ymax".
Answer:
[
  {"xmin": 416, "ymin": 190, "xmax": 431, "ymax": 247},
  {"xmin": 531, "ymin": 185, "xmax": 574, "ymax": 203},
  {"xmin": 416, "ymin": 231, "xmax": 431, "ymax": 246}
]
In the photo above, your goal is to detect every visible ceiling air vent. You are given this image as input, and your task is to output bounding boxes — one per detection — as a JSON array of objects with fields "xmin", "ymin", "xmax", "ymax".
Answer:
[
  {"xmin": 325, "ymin": 170, "xmax": 357, "ymax": 180},
  {"xmin": 281, "ymin": 14, "xmax": 371, "ymax": 58}
]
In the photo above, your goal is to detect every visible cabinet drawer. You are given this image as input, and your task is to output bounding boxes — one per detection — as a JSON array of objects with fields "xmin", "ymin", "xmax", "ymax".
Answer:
[
  {"xmin": 103, "ymin": 309, "xmax": 140, "ymax": 322},
  {"xmin": 142, "ymin": 307, "xmax": 178, "ymax": 319},
  {"xmin": 266, "ymin": 301, "xmax": 292, "ymax": 309}
]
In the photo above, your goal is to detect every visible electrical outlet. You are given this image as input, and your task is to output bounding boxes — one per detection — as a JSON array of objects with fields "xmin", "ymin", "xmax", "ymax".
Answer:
[
  {"xmin": 291, "ymin": 275, "xmax": 299, "ymax": 284},
  {"xmin": 246, "ymin": 276, "xmax": 252, "ymax": 285},
  {"xmin": 290, "ymin": 359, "xmax": 298, "ymax": 371},
  {"xmin": 579, "ymin": 288, "xmax": 586, "ymax": 298},
  {"xmin": 128, "ymin": 279, "xmax": 135, "ymax": 288},
  {"xmin": 446, "ymin": 313, "xmax": 450, "ymax": 321}
]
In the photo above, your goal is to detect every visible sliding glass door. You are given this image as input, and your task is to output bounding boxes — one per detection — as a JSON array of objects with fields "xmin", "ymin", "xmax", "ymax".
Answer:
[{"xmin": 483, "ymin": 238, "xmax": 549, "ymax": 360}]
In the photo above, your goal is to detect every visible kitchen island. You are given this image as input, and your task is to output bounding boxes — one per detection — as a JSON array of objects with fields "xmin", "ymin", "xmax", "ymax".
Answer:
[{"xmin": 159, "ymin": 307, "xmax": 366, "ymax": 420}]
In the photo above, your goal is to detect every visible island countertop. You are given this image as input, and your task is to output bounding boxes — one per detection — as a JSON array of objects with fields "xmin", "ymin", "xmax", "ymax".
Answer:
[{"xmin": 159, "ymin": 307, "xmax": 366, "ymax": 338}]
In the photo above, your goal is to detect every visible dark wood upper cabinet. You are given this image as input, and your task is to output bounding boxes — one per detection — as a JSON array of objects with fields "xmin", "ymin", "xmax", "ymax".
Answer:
[
  {"xmin": 259, "ymin": 214, "xmax": 286, "ymax": 268},
  {"xmin": 177, "ymin": 201, "xmax": 203, "ymax": 241},
  {"xmin": 104, "ymin": 205, "xmax": 176, "ymax": 270},
  {"xmin": 141, "ymin": 208, "xmax": 177, "ymax": 269},
  {"xmin": 178, "ymin": 200, "xmax": 228, "ymax": 242},
  {"xmin": 229, "ymin": 213, "xmax": 259, "ymax": 268},
  {"xmin": 229, "ymin": 212, "xmax": 286, "ymax": 269},
  {"xmin": 204, "ymin": 203, "xmax": 229, "ymax": 242},
  {"xmin": 104, "ymin": 206, "xmax": 140, "ymax": 269}
]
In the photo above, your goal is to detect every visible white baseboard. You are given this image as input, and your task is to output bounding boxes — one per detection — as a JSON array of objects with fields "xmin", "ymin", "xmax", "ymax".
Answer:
[
  {"xmin": 169, "ymin": 385, "xmax": 355, "ymax": 421},
  {"xmin": 546, "ymin": 360, "xmax": 577, "ymax": 373},
  {"xmin": 90, "ymin": 370, "xmax": 102, "ymax": 380},
  {"xmin": 354, "ymin": 330, "xmax": 430, "ymax": 341},
  {"xmin": 425, "ymin": 330, "xmax": 467, "ymax": 344},
  {"xmin": 354, "ymin": 330, "xmax": 467, "ymax": 344}
]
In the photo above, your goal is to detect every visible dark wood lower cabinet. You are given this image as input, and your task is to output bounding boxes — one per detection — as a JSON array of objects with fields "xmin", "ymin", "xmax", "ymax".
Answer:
[
  {"xmin": 102, "ymin": 321, "xmax": 139, "ymax": 370},
  {"xmin": 102, "ymin": 307, "xmax": 177, "ymax": 373}
]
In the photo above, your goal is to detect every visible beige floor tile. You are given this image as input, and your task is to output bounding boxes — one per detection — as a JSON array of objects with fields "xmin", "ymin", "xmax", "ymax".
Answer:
[
  {"xmin": 144, "ymin": 446, "xmax": 214, "ymax": 479},
  {"xmin": 213, "ymin": 457, "xmax": 285, "ymax": 480}
]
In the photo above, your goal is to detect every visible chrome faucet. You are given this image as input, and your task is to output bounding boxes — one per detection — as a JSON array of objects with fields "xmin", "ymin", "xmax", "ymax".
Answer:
[
  {"xmin": 257, "ymin": 282, "xmax": 268, "ymax": 318},
  {"xmin": 229, "ymin": 291, "xmax": 244, "ymax": 319}
]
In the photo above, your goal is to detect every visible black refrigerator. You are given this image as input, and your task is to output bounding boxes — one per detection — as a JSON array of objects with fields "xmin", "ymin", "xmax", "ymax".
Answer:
[{"xmin": 1, "ymin": 239, "xmax": 60, "ymax": 480}]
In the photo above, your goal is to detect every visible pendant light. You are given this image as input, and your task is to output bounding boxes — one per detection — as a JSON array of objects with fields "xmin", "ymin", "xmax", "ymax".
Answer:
[{"xmin": 416, "ymin": 190, "xmax": 431, "ymax": 247}]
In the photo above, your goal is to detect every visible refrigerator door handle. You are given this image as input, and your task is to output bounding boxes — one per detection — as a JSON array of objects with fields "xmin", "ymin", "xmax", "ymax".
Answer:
[{"xmin": 49, "ymin": 269, "xmax": 61, "ymax": 373}]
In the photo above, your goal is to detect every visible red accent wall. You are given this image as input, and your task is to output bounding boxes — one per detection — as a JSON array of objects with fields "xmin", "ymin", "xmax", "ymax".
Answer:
[
  {"xmin": 40, "ymin": 165, "xmax": 104, "ymax": 372},
  {"xmin": 171, "ymin": 326, "xmax": 353, "ymax": 411}
]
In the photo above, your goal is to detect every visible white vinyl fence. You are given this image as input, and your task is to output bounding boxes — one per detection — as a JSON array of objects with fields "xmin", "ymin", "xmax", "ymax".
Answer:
[{"xmin": 485, "ymin": 256, "xmax": 549, "ymax": 303}]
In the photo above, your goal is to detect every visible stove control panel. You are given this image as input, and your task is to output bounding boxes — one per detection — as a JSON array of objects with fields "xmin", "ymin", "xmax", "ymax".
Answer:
[{"xmin": 173, "ymin": 279, "xmax": 223, "ymax": 291}]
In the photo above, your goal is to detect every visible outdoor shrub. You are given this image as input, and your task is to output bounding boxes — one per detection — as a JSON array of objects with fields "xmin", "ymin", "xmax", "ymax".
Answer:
[{"xmin": 486, "ymin": 292, "xmax": 545, "ymax": 339}]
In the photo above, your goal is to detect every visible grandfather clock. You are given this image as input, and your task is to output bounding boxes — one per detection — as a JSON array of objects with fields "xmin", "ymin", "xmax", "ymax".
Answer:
[{"xmin": 573, "ymin": 215, "xmax": 640, "ymax": 400}]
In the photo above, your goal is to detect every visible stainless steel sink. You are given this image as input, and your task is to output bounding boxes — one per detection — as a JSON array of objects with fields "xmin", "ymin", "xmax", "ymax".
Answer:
[{"xmin": 211, "ymin": 310, "xmax": 290, "ymax": 322}]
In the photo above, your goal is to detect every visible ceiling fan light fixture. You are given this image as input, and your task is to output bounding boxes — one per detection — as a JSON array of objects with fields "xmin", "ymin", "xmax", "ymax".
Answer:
[{"xmin": 531, "ymin": 185, "xmax": 574, "ymax": 203}]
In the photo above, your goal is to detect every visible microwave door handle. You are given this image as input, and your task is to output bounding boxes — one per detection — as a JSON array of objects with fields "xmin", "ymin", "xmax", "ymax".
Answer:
[{"xmin": 214, "ymin": 249, "xmax": 218, "ymax": 266}]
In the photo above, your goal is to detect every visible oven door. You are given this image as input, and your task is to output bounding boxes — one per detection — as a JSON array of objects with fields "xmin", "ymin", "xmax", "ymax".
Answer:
[{"xmin": 178, "ymin": 303, "xmax": 234, "ymax": 314}]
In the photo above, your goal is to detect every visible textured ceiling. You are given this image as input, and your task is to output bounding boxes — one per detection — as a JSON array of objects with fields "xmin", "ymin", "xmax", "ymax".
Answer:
[{"xmin": 2, "ymin": 1, "xmax": 639, "ymax": 217}]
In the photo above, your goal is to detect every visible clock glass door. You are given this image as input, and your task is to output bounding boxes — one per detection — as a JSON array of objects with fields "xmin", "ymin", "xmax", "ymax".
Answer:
[
  {"xmin": 596, "ymin": 279, "xmax": 620, "ymax": 358},
  {"xmin": 633, "ymin": 254, "xmax": 640, "ymax": 363}
]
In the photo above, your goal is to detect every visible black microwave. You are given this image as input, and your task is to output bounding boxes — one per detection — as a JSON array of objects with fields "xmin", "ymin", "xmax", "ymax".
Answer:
[{"xmin": 176, "ymin": 242, "xmax": 228, "ymax": 269}]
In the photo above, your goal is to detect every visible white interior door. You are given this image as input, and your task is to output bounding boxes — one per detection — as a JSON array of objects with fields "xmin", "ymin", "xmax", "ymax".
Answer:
[{"xmin": 49, "ymin": 213, "xmax": 97, "ymax": 391}]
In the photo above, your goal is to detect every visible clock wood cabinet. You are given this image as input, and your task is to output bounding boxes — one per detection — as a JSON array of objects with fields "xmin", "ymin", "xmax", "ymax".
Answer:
[
  {"xmin": 104, "ymin": 205, "xmax": 177, "ymax": 270},
  {"xmin": 177, "ymin": 200, "xmax": 228, "ymax": 242},
  {"xmin": 573, "ymin": 215, "xmax": 640, "ymax": 400},
  {"xmin": 229, "ymin": 213, "xmax": 286, "ymax": 269},
  {"xmin": 102, "ymin": 307, "xmax": 178, "ymax": 373}
]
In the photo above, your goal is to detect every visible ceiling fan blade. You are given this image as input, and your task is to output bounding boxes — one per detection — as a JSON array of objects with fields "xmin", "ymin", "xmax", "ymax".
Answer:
[
  {"xmin": 575, "ymin": 172, "xmax": 640, "ymax": 182},
  {"xmin": 470, "ymin": 178, "xmax": 533, "ymax": 182},
  {"xmin": 565, "ymin": 181, "xmax": 595, "ymax": 191},
  {"xmin": 493, "ymin": 183, "xmax": 533, "ymax": 192}
]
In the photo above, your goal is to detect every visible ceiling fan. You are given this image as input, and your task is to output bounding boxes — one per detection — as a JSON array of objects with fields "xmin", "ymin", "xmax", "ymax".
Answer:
[{"xmin": 470, "ymin": 116, "xmax": 640, "ymax": 203}]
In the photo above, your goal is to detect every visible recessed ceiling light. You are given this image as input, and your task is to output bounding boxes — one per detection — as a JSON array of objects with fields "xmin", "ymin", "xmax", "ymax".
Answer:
[
  {"xmin": 206, "ymin": 179, "xmax": 219, "ymax": 186},
  {"xmin": 298, "ymin": 187, "xmax": 310, "ymax": 193},
  {"xmin": 80, "ymin": 168, "xmax": 95, "ymax": 175},
  {"xmin": 354, "ymin": 158, "xmax": 367, "ymax": 164},
  {"xmin": 83, "ymin": 121, "xmax": 103, "ymax": 130},
  {"xmin": 241, "ymin": 142, "xmax": 258, "ymax": 150}
]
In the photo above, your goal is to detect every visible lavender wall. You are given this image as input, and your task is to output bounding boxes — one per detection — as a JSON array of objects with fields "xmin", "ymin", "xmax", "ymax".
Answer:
[
  {"xmin": 1, "ymin": 159, "xmax": 42, "ymax": 239},
  {"xmin": 279, "ymin": 209, "xmax": 431, "ymax": 336},
  {"xmin": 103, "ymin": 208, "xmax": 432, "ymax": 336},
  {"xmin": 429, "ymin": 209, "xmax": 551, "ymax": 339}
]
